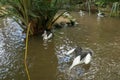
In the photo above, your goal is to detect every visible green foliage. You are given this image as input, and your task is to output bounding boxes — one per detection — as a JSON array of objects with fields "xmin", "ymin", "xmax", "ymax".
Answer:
[
  {"xmin": 95, "ymin": 0, "xmax": 120, "ymax": 3},
  {"xmin": 95, "ymin": 1, "xmax": 105, "ymax": 7},
  {"xmin": 0, "ymin": 0, "xmax": 8, "ymax": 5},
  {"xmin": 95, "ymin": 0, "xmax": 120, "ymax": 7},
  {"xmin": 0, "ymin": 0, "xmax": 63, "ymax": 35}
]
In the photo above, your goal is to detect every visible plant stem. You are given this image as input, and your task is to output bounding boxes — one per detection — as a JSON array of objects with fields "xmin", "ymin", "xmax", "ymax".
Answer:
[{"xmin": 24, "ymin": 23, "xmax": 31, "ymax": 80}]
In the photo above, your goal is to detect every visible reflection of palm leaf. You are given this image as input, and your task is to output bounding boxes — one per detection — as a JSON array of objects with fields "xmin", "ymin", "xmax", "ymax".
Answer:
[{"xmin": 0, "ymin": 7, "xmax": 8, "ymax": 17}]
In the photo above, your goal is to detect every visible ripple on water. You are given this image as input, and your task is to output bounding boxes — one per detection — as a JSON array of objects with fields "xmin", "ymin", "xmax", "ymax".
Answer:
[
  {"xmin": 0, "ymin": 17, "xmax": 26, "ymax": 80},
  {"xmin": 55, "ymin": 37, "xmax": 95, "ymax": 80}
]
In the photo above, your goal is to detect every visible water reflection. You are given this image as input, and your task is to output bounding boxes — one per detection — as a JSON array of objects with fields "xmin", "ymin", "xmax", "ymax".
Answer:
[
  {"xmin": 54, "ymin": 12, "xmax": 120, "ymax": 80},
  {"xmin": 0, "ymin": 18, "xmax": 26, "ymax": 80}
]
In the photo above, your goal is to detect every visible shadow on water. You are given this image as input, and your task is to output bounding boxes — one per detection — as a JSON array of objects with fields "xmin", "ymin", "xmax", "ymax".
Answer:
[{"xmin": 0, "ymin": 11, "xmax": 120, "ymax": 80}]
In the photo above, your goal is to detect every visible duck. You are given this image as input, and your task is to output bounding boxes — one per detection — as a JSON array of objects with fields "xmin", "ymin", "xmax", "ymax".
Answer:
[
  {"xmin": 68, "ymin": 47, "xmax": 93, "ymax": 71},
  {"xmin": 42, "ymin": 30, "xmax": 53, "ymax": 41},
  {"xmin": 97, "ymin": 10, "xmax": 105, "ymax": 17}
]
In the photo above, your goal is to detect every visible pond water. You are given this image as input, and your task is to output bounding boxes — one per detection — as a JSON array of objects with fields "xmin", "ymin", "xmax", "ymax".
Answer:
[{"xmin": 0, "ymin": 12, "xmax": 120, "ymax": 80}]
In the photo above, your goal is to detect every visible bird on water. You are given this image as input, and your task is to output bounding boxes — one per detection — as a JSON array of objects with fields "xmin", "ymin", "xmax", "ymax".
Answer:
[
  {"xmin": 65, "ymin": 47, "xmax": 93, "ymax": 71},
  {"xmin": 42, "ymin": 30, "xmax": 53, "ymax": 41}
]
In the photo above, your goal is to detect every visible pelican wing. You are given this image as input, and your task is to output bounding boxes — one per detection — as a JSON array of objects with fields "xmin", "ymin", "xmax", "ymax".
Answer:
[
  {"xmin": 84, "ymin": 53, "xmax": 91, "ymax": 64},
  {"xmin": 66, "ymin": 48, "xmax": 76, "ymax": 55},
  {"xmin": 69, "ymin": 56, "xmax": 81, "ymax": 70},
  {"xmin": 47, "ymin": 33, "xmax": 53, "ymax": 39}
]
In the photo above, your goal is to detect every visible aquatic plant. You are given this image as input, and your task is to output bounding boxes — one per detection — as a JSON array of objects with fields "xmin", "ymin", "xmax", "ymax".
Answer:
[
  {"xmin": 110, "ymin": 2, "xmax": 120, "ymax": 17},
  {"xmin": 86, "ymin": 0, "xmax": 92, "ymax": 15}
]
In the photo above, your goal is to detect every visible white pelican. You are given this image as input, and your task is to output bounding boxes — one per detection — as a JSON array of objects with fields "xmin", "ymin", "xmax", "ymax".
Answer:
[
  {"xmin": 97, "ymin": 10, "xmax": 105, "ymax": 17},
  {"xmin": 69, "ymin": 48, "xmax": 93, "ymax": 71},
  {"xmin": 42, "ymin": 30, "xmax": 53, "ymax": 41}
]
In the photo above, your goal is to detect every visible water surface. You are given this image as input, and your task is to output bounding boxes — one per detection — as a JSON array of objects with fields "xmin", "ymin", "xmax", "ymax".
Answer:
[{"xmin": 0, "ymin": 12, "xmax": 120, "ymax": 80}]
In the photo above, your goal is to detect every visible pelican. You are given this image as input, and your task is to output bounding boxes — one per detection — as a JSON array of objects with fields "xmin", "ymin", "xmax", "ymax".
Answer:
[
  {"xmin": 42, "ymin": 30, "xmax": 53, "ymax": 41},
  {"xmin": 97, "ymin": 10, "xmax": 105, "ymax": 17},
  {"xmin": 69, "ymin": 48, "xmax": 93, "ymax": 71}
]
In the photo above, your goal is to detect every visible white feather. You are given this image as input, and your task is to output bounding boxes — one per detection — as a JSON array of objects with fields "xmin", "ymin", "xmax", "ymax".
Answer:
[
  {"xmin": 66, "ymin": 48, "xmax": 76, "ymax": 55},
  {"xmin": 84, "ymin": 53, "xmax": 91, "ymax": 64},
  {"xmin": 69, "ymin": 56, "xmax": 81, "ymax": 70},
  {"xmin": 42, "ymin": 31, "xmax": 47, "ymax": 40},
  {"xmin": 47, "ymin": 33, "xmax": 53, "ymax": 39},
  {"xmin": 42, "ymin": 30, "xmax": 53, "ymax": 40},
  {"xmin": 97, "ymin": 10, "xmax": 104, "ymax": 17},
  {"xmin": 43, "ymin": 35, "xmax": 48, "ymax": 40},
  {"xmin": 97, "ymin": 13, "xmax": 104, "ymax": 17}
]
